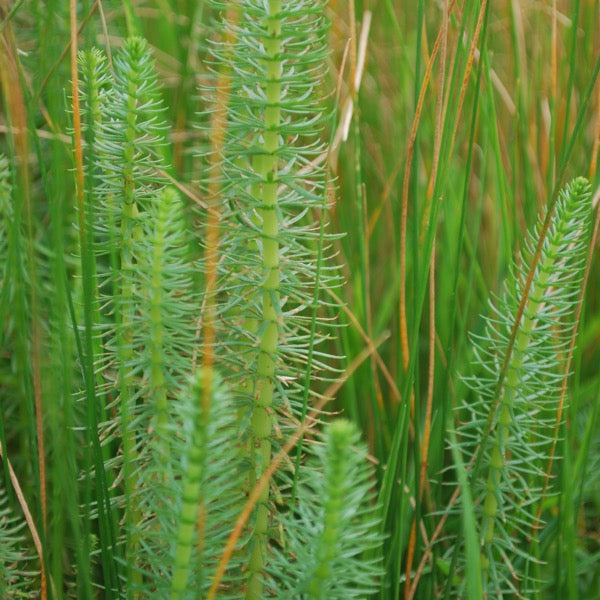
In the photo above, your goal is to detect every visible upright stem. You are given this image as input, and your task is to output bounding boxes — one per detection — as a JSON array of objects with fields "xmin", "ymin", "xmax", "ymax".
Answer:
[
  {"xmin": 119, "ymin": 73, "xmax": 143, "ymax": 594},
  {"xmin": 246, "ymin": 2, "xmax": 282, "ymax": 597},
  {"xmin": 480, "ymin": 233, "xmax": 561, "ymax": 570}
]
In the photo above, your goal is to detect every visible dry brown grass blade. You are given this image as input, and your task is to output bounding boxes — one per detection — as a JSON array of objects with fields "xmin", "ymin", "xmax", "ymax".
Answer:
[
  {"xmin": 97, "ymin": 0, "xmax": 113, "ymax": 72},
  {"xmin": 405, "ymin": 239, "xmax": 438, "ymax": 599},
  {"xmin": 70, "ymin": 0, "xmax": 85, "ymax": 236},
  {"xmin": 297, "ymin": 11, "xmax": 371, "ymax": 176},
  {"xmin": 157, "ymin": 168, "xmax": 207, "ymax": 209},
  {"xmin": 200, "ymin": 3, "xmax": 240, "ymax": 394},
  {"xmin": 420, "ymin": 2, "xmax": 450, "ymax": 243},
  {"xmin": 194, "ymin": 2, "xmax": 241, "ymax": 571},
  {"xmin": 370, "ymin": 0, "xmax": 456, "ymax": 240},
  {"xmin": 327, "ymin": 288, "xmax": 402, "ymax": 404},
  {"xmin": 348, "ymin": 0, "xmax": 357, "ymax": 99},
  {"xmin": 206, "ymin": 334, "xmax": 388, "ymax": 599},
  {"xmin": 551, "ymin": 0, "xmax": 557, "ymax": 104},
  {"xmin": 444, "ymin": 0, "xmax": 488, "ymax": 187},
  {"xmin": 403, "ymin": 2, "xmax": 487, "ymax": 592}
]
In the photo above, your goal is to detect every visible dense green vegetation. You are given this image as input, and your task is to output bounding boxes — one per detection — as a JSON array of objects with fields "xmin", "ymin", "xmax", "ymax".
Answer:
[{"xmin": 0, "ymin": 1, "xmax": 599, "ymax": 598}]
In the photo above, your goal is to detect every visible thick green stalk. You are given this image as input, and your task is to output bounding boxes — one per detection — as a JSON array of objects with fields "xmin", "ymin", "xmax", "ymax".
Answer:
[{"xmin": 246, "ymin": 2, "xmax": 282, "ymax": 597}]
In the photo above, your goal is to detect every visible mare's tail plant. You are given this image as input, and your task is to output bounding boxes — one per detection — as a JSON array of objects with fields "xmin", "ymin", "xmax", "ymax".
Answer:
[
  {"xmin": 197, "ymin": 1, "xmax": 364, "ymax": 596},
  {"xmin": 76, "ymin": 37, "xmax": 215, "ymax": 593},
  {"xmin": 271, "ymin": 419, "xmax": 383, "ymax": 598},
  {"xmin": 66, "ymin": 2, "xmax": 383, "ymax": 597},
  {"xmin": 448, "ymin": 177, "xmax": 594, "ymax": 597}
]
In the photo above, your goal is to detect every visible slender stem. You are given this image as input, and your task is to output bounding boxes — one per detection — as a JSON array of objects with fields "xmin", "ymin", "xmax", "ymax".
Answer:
[
  {"xmin": 246, "ymin": 3, "xmax": 282, "ymax": 597},
  {"xmin": 118, "ymin": 69, "xmax": 143, "ymax": 594},
  {"xmin": 306, "ymin": 422, "xmax": 349, "ymax": 597},
  {"xmin": 170, "ymin": 374, "xmax": 209, "ymax": 599},
  {"xmin": 480, "ymin": 225, "xmax": 565, "ymax": 570}
]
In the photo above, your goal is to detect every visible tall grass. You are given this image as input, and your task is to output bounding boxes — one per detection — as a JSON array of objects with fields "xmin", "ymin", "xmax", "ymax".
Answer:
[{"xmin": 1, "ymin": 0, "xmax": 599, "ymax": 598}]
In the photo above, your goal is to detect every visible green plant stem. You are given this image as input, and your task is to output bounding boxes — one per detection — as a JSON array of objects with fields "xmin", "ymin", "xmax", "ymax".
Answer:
[
  {"xmin": 170, "ymin": 373, "xmax": 209, "ymax": 598},
  {"xmin": 246, "ymin": 2, "xmax": 282, "ymax": 597},
  {"xmin": 480, "ymin": 225, "xmax": 564, "ymax": 557},
  {"xmin": 118, "ymin": 74, "xmax": 143, "ymax": 593},
  {"xmin": 149, "ymin": 188, "xmax": 173, "ymax": 464},
  {"xmin": 472, "ymin": 179, "xmax": 592, "ymax": 596},
  {"xmin": 306, "ymin": 422, "xmax": 348, "ymax": 597}
]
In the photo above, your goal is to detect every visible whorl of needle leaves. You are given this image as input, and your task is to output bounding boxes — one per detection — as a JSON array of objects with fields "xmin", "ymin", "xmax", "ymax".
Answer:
[{"xmin": 199, "ymin": 0, "xmax": 339, "ymax": 413}]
